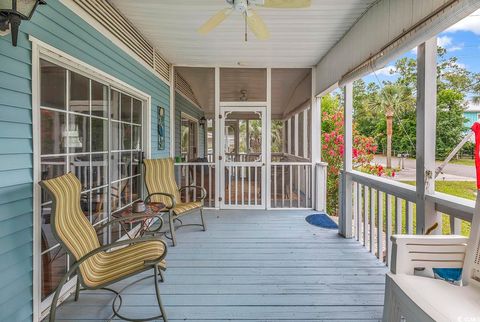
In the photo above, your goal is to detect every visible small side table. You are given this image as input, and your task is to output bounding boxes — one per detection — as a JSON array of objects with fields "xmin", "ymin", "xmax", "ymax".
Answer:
[{"xmin": 112, "ymin": 202, "xmax": 167, "ymax": 239}]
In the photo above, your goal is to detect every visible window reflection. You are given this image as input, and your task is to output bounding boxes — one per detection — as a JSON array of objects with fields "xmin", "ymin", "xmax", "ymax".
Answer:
[
  {"xmin": 41, "ymin": 60, "xmax": 66, "ymax": 110},
  {"xmin": 68, "ymin": 114, "xmax": 90, "ymax": 153},
  {"xmin": 41, "ymin": 110, "xmax": 66, "ymax": 155},
  {"xmin": 91, "ymin": 81, "xmax": 108, "ymax": 118},
  {"xmin": 69, "ymin": 72, "xmax": 89, "ymax": 114}
]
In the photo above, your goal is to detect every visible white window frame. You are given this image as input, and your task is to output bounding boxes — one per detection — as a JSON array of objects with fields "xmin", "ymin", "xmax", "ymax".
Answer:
[
  {"xmin": 31, "ymin": 36, "xmax": 152, "ymax": 321},
  {"xmin": 180, "ymin": 112, "xmax": 200, "ymax": 160}
]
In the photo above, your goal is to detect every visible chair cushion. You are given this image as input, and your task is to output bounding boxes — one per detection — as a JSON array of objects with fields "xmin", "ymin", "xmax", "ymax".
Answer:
[
  {"xmin": 173, "ymin": 201, "xmax": 202, "ymax": 216},
  {"xmin": 80, "ymin": 240, "xmax": 167, "ymax": 288},
  {"xmin": 390, "ymin": 274, "xmax": 480, "ymax": 322}
]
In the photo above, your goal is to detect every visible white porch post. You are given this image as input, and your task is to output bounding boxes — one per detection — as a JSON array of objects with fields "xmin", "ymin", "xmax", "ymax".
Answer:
[
  {"xmin": 294, "ymin": 114, "xmax": 299, "ymax": 156},
  {"xmin": 214, "ymin": 67, "xmax": 221, "ymax": 208},
  {"xmin": 416, "ymin": 37, "xmax": 440, "ymax": 234},
  {"xmin": 339, "ymin": 83, "xmax": 353, "ymax": 238},
  {"xmin": 169, "ymin": 65, "xmax": 175, "ymax": 157},
  {"xmin": 266, "ymin": 67, "xmax": 272, "ymax": 209}
]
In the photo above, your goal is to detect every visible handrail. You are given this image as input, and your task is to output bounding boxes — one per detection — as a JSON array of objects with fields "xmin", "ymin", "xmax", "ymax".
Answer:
[
  {"xmin": 346, "ymin": 169, "xmax": 474, "ymax": 223},
  {"xmin": 174, "ymin": 162, "xmax": 215, "ymax": 166},
  {"xmin": 271, "ymin": 162, "xmax": 313, "ymax": 166},
  {"xmin": 427, "ymin": 192, "xmax": 474, "ymax": 222},
  {"xmin": 346, "ymin": 170, "xmax": 416, "ymax": 202}
]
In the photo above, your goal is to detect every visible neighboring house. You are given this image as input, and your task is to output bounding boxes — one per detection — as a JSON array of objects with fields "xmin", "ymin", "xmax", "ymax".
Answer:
[{"xmin": 464, "ymin": 101, "xmax": 480, "ymax": 128}]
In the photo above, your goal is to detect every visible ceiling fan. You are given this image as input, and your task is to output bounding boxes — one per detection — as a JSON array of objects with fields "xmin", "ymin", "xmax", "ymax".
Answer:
[{"xmin": 198, "ymin": 0, "xmax": 311, "ymax": 41}]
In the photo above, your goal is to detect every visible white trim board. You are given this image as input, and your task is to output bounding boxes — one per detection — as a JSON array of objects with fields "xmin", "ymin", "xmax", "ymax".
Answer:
[{"xmin": 59, "ymin": 0, "xmax": 170, "ymax": 86}]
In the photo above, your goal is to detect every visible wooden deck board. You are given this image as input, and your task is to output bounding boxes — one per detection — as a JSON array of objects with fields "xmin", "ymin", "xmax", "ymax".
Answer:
[{"xmin": 50, "ymin": 210, "xmax": 387, "ymax": 321}]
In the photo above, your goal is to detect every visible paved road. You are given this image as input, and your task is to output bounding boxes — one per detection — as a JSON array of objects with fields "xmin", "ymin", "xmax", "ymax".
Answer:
[{"xmin": 373, "ymin": 156, "xmax": 475, "ymax": 181}]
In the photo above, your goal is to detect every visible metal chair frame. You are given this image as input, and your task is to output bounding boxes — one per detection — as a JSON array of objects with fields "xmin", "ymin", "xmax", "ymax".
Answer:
[
  {"xmin": 144, "ymin": 186, "xmax": 207, "ymax": 246},
  {"xmin": 39, "ymin": 180, "xmax": 169, "ymax": 322}
]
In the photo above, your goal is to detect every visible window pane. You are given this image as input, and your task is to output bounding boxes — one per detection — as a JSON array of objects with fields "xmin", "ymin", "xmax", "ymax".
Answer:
[
  {"xmin": 132, "ymin": 99, "xmax": 142, "ymax": 124},
  {"xmin": 41, "ymin": 110, "xmax": 66, "ymax": 155},
  {"xmin": 41, "ymin": 156, "xmax": 66, "ymax": 203},
  {"xmin": 111, "ymin": 152, "xmax": 121, "ymax": 182},
  {"xmin": 111, "ymin": 122, "xmax": 121, "ymax": 151},
  {"xmin": 132, "ymin": 151, "xmax": 142, "ymax": 177},
  {"xmin": 121, "ymin": 152, "xmax": 132, "ymax": 179},
  {"xmin": 91, "ymin": 187, "xmax": 108, "ymax": 224},
  {"xmin": 69, "ymin": 154, "xmax": 90, "ymax": 190},
  {"xmin": 68, "ymin": 114, "xmax": 90, "ymax": 153},
  {"xmin": 120, "ymin": 178, "xmax": 132, "ymax": 207},
  {"xmin": 69, "ymin": 72, "xmax": 89, "ymax": 114},
  {"xmin": 121, "ymin": 94, "xmax": 132, "ymax": 123},
  {"xmin": 92, "ymin": 118, "xmax": 108, "ymax": 152},
  {"xmin": 40, "ymin": 203, "xmax": 56, "ymax": 252},
  {"xmin": 122, "ymin": 124, "xmax": 132, "ymax": 150},
  {"xmin": 111, "ymin": 90, "xmax": 120, "ymax": 120},
  {"xmin": 132, "ymin": 125, "xmax": 141, "ymax": 151},
  {"xmin": 80, "ymin": 191, "xmax": 91, "ymax": 221},
  {"xmin": 41, "ymin": 60, "xmax": 66, "ymax": 110},
  {"xmin": 91, "ymin": 153, "xmax": 108, "ymax": 188},
  {"xmin": 132, "ymin": 175, "xmax": 142, "ymax": 202},
  {"xmin": 41, "ymin": 248, "xmax": 67, "ymax": 301},
  {"xmin": 91, "ymin": 81, "xmax": 108, "ymax": 118},
  {"xmin": 111, "ymin": 180, "xmax": 121, "ymax": 212}
]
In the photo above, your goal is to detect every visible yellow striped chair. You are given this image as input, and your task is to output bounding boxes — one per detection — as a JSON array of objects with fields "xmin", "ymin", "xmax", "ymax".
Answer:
[
  {"xmin": 40, "ymin": 172, "xmax": 168, "ymax": 322},
  {"xmin": 144, "ymin": 158, "xmax": 207, "ymax": 246}
]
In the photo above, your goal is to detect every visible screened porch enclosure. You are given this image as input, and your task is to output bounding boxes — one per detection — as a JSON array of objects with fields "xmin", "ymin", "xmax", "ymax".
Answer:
[{"xmin": 173, "ymin": 67, "xmax": 325, "ymax": 210}]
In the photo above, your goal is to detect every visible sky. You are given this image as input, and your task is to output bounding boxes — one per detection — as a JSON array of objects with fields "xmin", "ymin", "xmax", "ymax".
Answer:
[{"xmin": 362, "ymin": 9, "xmax": 480, "ymax": 99}]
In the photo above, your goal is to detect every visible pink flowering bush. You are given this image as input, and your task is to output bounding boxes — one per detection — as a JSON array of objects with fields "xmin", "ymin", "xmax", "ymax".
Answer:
[{"xmin": 322, "ymin": 110, "xmax": 394, "ymax": 215}]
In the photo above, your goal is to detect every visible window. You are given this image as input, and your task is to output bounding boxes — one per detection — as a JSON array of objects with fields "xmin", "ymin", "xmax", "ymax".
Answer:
[
  {"xmin": 180, "ymin": 114, "xmax": 198, "ymax": 161},
  {"xmin": 39, "ymin": 59, "xmax": 145, "ymax": 302}
]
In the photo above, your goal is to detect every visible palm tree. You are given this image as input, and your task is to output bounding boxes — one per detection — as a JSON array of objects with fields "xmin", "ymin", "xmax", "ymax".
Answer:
[{"xmin": 368, "ymin": 84, "xmax": 413, "ymax": 168}]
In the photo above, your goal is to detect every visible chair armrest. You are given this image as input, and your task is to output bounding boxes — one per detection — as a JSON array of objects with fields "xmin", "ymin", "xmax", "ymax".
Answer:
[
  {"xmin": 179, "ymin": 185, "xmax": 207, "ymax": 201},
  {"xmin": 145, "ymin": 192, "xmax": 176, "ymax": 210},
  {"xmin": 390, "ymin": 234, "xmax": 468, "ymax": 275},
  {"xmin": 94, "ymin": 213, "xmax": 165, "ymax": 233}
]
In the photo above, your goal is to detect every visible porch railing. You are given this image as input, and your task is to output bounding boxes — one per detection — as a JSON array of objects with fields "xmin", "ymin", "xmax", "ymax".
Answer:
[
  {"xmin": 174, "ymin": 162, "xmax": 216, "ymax": 208},
  {"xmin": 173, "ymin": 161, "xmax": 328, "ymax": 210},
  {"xmin": 344, "ymin": 170, "xmax": 474, "ymax": 267},
  {"xmin": 270, "ymin": 162, "xmax": 313, "ymax": 209}
]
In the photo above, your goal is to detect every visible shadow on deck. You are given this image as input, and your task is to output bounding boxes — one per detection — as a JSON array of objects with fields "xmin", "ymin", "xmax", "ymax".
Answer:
[{"xmin": 52, "ymin": 210, "xmax": 387, "ymax": 321}]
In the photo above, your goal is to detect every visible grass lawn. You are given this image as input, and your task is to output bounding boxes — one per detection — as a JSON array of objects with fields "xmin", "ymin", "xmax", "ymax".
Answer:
[
  {"xmin": 400, "ymin": 181, "xmax": 475, "ymax": 236},
  {"xmin": 449, "ymin": 158, "xmax": 475, "ymax": 166}
]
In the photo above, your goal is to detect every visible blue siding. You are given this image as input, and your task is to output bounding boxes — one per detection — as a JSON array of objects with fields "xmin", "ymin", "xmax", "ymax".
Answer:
[
  {"xmin": 464, "ymin": 111, "xmax": 479, "ymax": 128},
  {"xmin": 0, "ymin": 2, "xmax": 171, "ymax": 320},
  {"xmin": 175, "ymin": 93, "xmax": 205, "ymax": 158}
]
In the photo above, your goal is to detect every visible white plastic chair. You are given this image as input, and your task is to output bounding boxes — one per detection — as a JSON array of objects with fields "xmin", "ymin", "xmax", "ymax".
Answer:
[{"xmin": 382, "ymin": 195, "xmax": 480, "ymax": 322}]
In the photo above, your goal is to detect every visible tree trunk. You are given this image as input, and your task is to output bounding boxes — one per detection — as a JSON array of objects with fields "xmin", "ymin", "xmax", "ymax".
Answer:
[{"xmin": 386, "ymin": 114, "xmax": 393, "ymax": 169}]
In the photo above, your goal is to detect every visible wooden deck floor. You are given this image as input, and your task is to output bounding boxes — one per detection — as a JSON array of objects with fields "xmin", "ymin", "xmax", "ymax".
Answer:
[{"xmin": 52, "ymin": 210, "xmax": 387, "ymax": 321}]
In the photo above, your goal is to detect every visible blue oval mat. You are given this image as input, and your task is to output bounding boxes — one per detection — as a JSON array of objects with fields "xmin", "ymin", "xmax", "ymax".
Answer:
[{"xmin": 305, "ymin": 213, "xmax": 338, "ymax": 229}]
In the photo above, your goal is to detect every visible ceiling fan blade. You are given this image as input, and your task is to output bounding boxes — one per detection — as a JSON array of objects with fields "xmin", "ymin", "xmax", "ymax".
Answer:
[
  {"xmin": 253, "ymin": 0, "xmax": 311, "ymax": 8},
  {"xmin": 198, "ymin": 8, "xmax": 232, "ymax": 35},
  {"xmin": 247, "ymin": 9, "xmax": 270, "ymax": 40}
]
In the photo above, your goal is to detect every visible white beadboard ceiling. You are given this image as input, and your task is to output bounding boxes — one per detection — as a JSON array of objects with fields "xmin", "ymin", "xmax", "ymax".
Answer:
[{"xmin": 109, "ymin": 0, "xmax": 377, "ymax": 67}]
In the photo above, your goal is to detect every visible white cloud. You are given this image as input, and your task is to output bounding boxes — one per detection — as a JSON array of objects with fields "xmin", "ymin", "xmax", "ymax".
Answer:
[
  {"xmin": 448, "ymin": 44, "xmax": 464, "ymax": 52},
  {"xmin": 375, "ymin": 65, "xmax": 397, "ymax": 76},
  {"xmin": 437, "ymin": 35, "xmax": 453, "ymax": 48},
  {"xmin": 446, "ymin": 9, "xmax": 480, "ymax": 35}
]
